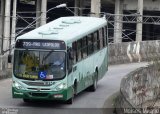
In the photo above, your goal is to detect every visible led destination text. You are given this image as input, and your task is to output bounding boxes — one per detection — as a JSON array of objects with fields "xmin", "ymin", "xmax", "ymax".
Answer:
[
  {"xmin": 23, "ymin": 42, "xmax": 60, "ymax": 48},
  {"xmin": 15, "ymin": 40, "xmax": 66, "ymax": 50}
]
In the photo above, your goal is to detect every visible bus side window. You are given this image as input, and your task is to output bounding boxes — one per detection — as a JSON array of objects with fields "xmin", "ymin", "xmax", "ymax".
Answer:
[
  {"xmin": 82, "ymin": 37, "xmax": 88, "ymax": 58},
  {"xmin": 77, "ymin": 39, "xmax": 82, "ymax": 61},
  {"xmin": 105, "ymin": 26, "xmax": 108, "ymax": 46},
  {"xmin": 102, "ymin": 27, "xmax": 106, "ymax": 47},
  {"xmin": 72, "ymin": 42, "xmax": 77, "ymax": 64},
  {"xmin": 97, "ymin": 31, "xmax": 100, "ymax": 50},
  {"xmin": 99, "ymin": 28, "xmax": 103, "ymax": 49},
  {"xmin": 93, "ymin": 31, "xmax": 99, "ymax": 52},
  {"xmin": 87, "ymin": 34, "xmax": 94, "ymax": 55}
]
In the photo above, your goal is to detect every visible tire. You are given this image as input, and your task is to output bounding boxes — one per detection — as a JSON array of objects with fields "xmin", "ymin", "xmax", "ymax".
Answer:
[
  {"xmin": 23, "ymin": 98, "xmax": 31, "ymax": 103},
  {"xmin": 89, "ymin": 72, "xmax": 98, "ymax": 92},
  {"xmin": 66, "ymin": 97, "xmax": 73, "ymax": 104},
  {"xmin": 73, "ymin": 82, "xmax": 77, "ymax": 95}
]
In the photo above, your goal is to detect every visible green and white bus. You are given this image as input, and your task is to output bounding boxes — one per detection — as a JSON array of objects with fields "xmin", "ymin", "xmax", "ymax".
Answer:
[{"xmin": 12, "ymin": 16, "xmax": 108, "ymax": 104}]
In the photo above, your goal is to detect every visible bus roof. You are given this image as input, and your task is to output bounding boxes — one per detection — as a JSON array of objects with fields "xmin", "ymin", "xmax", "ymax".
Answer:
[{"xmin": 16, "ymin": 16, "xmax": 107, "ymax": 44}]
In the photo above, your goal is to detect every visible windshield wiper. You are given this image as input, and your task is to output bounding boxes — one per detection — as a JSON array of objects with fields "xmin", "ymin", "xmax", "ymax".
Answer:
[{"xmin": 42, "ymin": 51, "xmax": 53, "ymax": 64}]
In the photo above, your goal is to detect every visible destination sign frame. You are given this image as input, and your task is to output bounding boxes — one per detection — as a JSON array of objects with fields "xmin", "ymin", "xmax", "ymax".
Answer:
[{"xmin": 15, "ymin": 39, "xmax": 66, "ymax": 50}]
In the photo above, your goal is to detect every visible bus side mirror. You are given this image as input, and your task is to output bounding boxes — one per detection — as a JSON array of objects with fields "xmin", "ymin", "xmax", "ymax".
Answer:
[
  {"xmin": 8, "ymin": 55, "xmax": 12, "ymax": 63},
  {"xmin": 68, "ymin": 50, "xmax": 73, "ymax": 74},
  {"xmin": 69, "ymin": 51, "xmax": 74, "ymax": 60},
  {"xmin": 67, "ymin": 47, "xmax": 74, "ymax": 60}
]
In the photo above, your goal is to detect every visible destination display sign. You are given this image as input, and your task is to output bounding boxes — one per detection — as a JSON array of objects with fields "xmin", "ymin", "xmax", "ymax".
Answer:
[{"xmin": 15, "ymin": 39, "xmax": 66, "ymax": 50}]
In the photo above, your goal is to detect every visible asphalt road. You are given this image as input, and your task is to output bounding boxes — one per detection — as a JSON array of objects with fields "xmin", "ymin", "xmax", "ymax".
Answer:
[{"xmin": 0, "ymin": 62, "xmax": 147, "ymax": 114}]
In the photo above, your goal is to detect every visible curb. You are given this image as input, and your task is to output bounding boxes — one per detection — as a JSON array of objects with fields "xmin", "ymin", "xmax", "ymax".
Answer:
[{"xmin": 102, "ymin": 91, "xmax": 120, "ymax": 114}]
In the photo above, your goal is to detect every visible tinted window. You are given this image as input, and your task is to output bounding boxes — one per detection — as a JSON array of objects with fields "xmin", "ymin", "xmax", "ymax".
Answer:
[
  {"xmin": 77, "ymin": 39, "xmax": 82, "ymax": 61},
  {"xmin": 82, "ymin": 37, "xmax": 88, "ymax": 58},
  {"xmin": 87, "ymin": 34, "xmax": 94, "ymax": 55}
]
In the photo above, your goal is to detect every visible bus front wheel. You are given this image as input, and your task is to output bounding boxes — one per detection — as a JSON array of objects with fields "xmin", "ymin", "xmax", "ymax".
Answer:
[
  {"xmin": 23, "ymin": 98, "xmax": 31, "ymax": 103},
  {"xmin": 66, "ymin": 96, "xmax": 73, "ymax": 104}
]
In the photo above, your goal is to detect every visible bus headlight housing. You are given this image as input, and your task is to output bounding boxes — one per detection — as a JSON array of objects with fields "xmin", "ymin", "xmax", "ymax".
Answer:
[
  {"xmin": 55, "ymin": 83, "xmax": 67, "ymax": 91},
  {"xmin": 13, "ymin": 81, "xmax": 25, "ymax": 90}
]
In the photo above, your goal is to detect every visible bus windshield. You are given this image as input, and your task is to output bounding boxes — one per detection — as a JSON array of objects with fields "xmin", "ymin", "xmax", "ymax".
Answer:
[{"xmin": 13, "ymin": 50, "xmax": 66, "ymax": 80}]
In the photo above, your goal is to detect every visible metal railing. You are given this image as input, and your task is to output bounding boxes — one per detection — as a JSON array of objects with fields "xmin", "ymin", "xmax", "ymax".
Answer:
[{"xmin": 105, "ymin": 13, "xmax": 160, "ymax": 24}]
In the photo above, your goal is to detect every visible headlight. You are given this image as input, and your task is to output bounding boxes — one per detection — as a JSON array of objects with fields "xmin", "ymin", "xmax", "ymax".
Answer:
[
  {"xmin": 55, "ymin": 83, "xmax": 67, "ymax": 91},
  {"xmin": 13, "ymin": 81, "xmax": 25, "ymax": 90}
]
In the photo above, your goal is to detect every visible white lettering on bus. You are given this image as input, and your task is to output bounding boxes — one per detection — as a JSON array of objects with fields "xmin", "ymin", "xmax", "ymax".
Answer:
[
  {"xmin": 23, "ymin": 42, "xmax": 40, "ymax": 47},
  {"xmin": 42, "ymin": 43, "xmax": 60, "ymax": 48}
]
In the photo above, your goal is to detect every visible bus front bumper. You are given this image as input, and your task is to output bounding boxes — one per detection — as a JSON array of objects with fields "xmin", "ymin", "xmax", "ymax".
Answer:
[{"xmin": 12, "ymin": 87, "xmax": 72, "ymax": 101}]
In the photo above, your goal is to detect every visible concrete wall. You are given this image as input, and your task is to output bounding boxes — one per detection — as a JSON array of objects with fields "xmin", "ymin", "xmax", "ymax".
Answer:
[
  {"xmin": 124, "ymin": 0, "xmax": 160, "ymax": 11},
  {"xmin": 0, "ymin": 55, "xmax": 11, "ymax": 79},
  {"xmin": 109, "ymin": 40, "xmax": 160, "ymax": 65},
  {"xmin": 118, "ymin": 65, "xmax": 160, "ymax": 113}
]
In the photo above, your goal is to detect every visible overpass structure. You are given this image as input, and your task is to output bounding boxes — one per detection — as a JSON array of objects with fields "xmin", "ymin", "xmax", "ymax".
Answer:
[{"xmin": 0, "ymin": 0, "xmax": 160, "ymax": 54}]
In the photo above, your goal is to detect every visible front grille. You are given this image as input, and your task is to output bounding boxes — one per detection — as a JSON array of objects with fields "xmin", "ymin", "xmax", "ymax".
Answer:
[
  {"xmin": 29, "ymin": 92, "xmax": 49, "ymax": 97},
  {"xmin": 28, "ymin": 88, "xmax": 50, "ymax": 91},
  {"xmin": 23, "ymin": 81, "xmax": 55, "ymax": 86}
]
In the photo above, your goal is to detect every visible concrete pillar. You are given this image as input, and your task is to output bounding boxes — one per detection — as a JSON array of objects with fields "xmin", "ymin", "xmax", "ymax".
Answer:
[
  {"xmin": 0, "ymin": 0, "xmax": 5, "ymax": 54},
  {"xmin": 3, "ymin": 0, "xmax": 11, "ymax": 53},
  {"xmin": 136, "ymin": 0, "xmax": 143, "ymax": 41},
  {"xmin": 40, "ymin": 0, "xmax": 47, "ymax": 26},
  {"xmin": 91, "ymin": 0, "xmax": 101, "ymax": 17},
  {"xmin": 114, "ymin": 0, "xmax": 123, "ymax": 43},
  {"xmin": 36, "ymin": 0, "xmax": 41, "ymax": 27},
  {"xmin": 11, "ymin": 0, "xmax": 17, "ymax": 49},
  {"xmin": 74, "ymin": 0, "xmax": 79, "ymax": 16},
  {"xmin": 79, "ymin": 0, "xmax": 84, "ymax": 16}
]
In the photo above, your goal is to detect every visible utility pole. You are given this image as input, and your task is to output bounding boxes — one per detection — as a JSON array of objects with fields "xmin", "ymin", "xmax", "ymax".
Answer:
[
  {"xmin": 136, "ymin": 0, "xmax": 143, "ymax": 41},
  {"xmin": 3, "ymin": 0, "xmax": 11, "ymax": 54},
  {"xmin": 40, "ymin": 0, "xmax": 47, "ymax": 26},
  {"xmin": 91, "ymin": 0, "xmax": 101, "ymax": 17},
  {"xmin": 79, "ymin": 0, "xmax": 84, "ymax": 16},
  {"xmin": 11, "ymin": 0, "xmax": 17, "ymax": 50},
  {"xmin": 114, "ymin": 0, "xmax": 123, "ymax": 43},
  {"xmin": 36, "ymin": 0, "xmax": 41, "ymax": 27},
  {"xmin": 74, "ymin": 0, "xmax": 79, "ymax": 16},
  {"xmin": 0, "ymin": 0, "xmax": 5, "ymax": 54}
]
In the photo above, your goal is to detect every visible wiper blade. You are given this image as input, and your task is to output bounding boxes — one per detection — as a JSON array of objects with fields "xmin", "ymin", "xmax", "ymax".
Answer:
[{"xmin": 42, "ymin": 51, "xmax": 53, "ymax": 63}]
